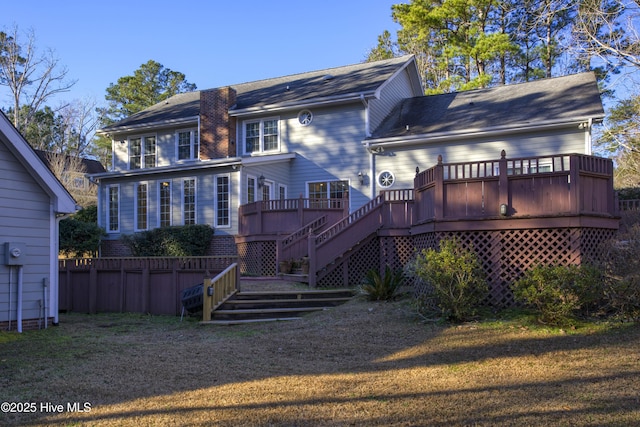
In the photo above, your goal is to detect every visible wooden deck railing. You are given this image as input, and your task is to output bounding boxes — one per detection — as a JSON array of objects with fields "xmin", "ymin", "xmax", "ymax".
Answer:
[
  {"xmin": 238, "ymin": 195, "xmax": 348, "ymax": 236},
  {"xmin": 202, "ymin": 263, "xmax": 240, "ymax": 321},
  {"xmin": 414, "ymin": 151, "xmax": 616, "ymax": 223}
]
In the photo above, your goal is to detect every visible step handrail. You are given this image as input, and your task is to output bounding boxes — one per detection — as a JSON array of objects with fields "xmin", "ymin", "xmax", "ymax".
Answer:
[
  {"xmin": 281, "ymin": 215, "xmax": 328, "ymax": 249},
  {"xmin": 314, "ymin": 194, "xmax": 385, "ymax": 245},
  {"xmin": 202, "ymin": 263, "xmax": 239, "ymax": 321}
]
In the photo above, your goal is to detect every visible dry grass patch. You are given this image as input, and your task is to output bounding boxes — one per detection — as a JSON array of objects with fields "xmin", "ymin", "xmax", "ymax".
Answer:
[{"xmin": 1, "ymin": 291, "xmax": 639, "ymax": 426}]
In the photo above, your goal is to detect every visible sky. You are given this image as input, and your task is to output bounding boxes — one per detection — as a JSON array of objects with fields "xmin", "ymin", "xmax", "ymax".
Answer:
[{"xmin": 2, "ymin": 0, "xmax": 400, "ymax": 107}]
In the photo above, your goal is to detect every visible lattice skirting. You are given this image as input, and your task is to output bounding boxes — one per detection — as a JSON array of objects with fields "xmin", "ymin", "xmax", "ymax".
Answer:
[
  {"xmin": 411, "ymin": 227, "xmax": 618, "ymax": 307},
  {"xmin": 236, "ymin": 241, "xmax": 276, "ymax": 276},
  {"xmin": 236, "ymin": 226, "xmax": 617, "ymax": 307}
]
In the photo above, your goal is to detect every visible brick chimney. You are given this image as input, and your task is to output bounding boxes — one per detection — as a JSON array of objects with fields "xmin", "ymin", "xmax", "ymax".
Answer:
[{"xmin": 199, "ymin": 87, "xmax": 237, "ymax": 160}]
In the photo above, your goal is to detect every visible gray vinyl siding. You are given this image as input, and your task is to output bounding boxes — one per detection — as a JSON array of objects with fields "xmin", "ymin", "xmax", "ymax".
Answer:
[
  {"xmin": 0, "ymin": 141, "xmax": 53, "ymax": 324},
  {"xmin": 373, "ymin": 126, "xmax": 589, "ymax": 191},
  {"xmin": 100, "ymin": 168, "xmax": 240, "ymax": 239},
  {"xmin": 284, "ymin": 103, "xmax": 370, "ymax": 211},
  {"xmin": 110, "ymin": 123, "xmax": 198, "ymax": 171},
  {"xmin": 369, "ymin": 68, "xmax": 417, "ymax": 134}
]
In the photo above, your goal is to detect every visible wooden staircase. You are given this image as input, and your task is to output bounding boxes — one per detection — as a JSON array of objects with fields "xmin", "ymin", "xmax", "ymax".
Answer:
[{"xmin": 204, "ymin": 289, "xmax": 356, "ymax": 325}]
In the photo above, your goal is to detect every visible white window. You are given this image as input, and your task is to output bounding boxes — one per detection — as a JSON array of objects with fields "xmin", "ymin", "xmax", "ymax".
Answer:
[
  {"xmin": 159, "ymin": 181, "xmax": 172, "ymax": 227},
  {"xmin": 243, "ymin": 118, "xmax": 279, "ymax": 154},
  {"xmin": 307, "ymin": 180, "xmax": 349, "ymax": 208},
  {"xmin": 177, "ymin": 129, "xmax": 199, "ymax": 161},
  {"xmin": 129, "ymin": 135, "xmax": 157, "ymax": 169},
  {"xmin": 247, "ymin": 176, "xmax": 256, "ymax": 204},
  {"xmin": 135, "ymin": 183, "xmax": 148, "ymax": 231},
  {"xmin": 215, "ymin": 175, "xmax": 230, "ymax": 227},
  {"xmin": 183, "ymin": 178, "xmax": 196, "ymax": 225},
  {"xmin": 278, "ymin": 184, "xmax": 287, "ymax": 200},
  {"xmin": 107, "ymin": 184, "xmax": 120, "ymax": 233}
]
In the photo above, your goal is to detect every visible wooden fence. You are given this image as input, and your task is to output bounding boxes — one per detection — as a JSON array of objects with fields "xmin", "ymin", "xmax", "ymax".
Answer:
[{"xmin": 59, "ymin": 256, "xmax": 237, "ymax": 316}]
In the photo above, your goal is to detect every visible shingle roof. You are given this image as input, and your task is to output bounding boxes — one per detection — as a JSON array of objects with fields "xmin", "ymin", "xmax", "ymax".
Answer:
[
  {"xmin": 370, "ymin": 72, "xmax": 604, "ymax": 140},
  {"xmin": 99, "ymin": 55, "xmax": 416, "ymax": 133}
]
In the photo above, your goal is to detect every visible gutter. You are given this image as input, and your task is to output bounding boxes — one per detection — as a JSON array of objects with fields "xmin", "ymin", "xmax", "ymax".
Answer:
[
  {"xmin": 96, "ymin": 116, "xmax": 199, "ymax": 136},
  {"xmin": 229, "ymin": 92, "xmax": 377, "ymax": 117},
  {"xmin": 364, "ymin": 116, "xmax": 604, "ymax": 148},
  {"xmin": 89, "ymin": 157, "xmax": 243, "ymax": 180}
]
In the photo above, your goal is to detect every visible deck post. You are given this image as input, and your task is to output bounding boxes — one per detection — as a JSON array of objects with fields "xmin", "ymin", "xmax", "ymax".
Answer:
[
  {"xmin": 308, "ymin": 229, "xmax": 317, "ymax": 288},
  {"xmin": 434, "ymin": 155, "xmax": 444, "ymax": 220},
  {"xmin": 570, "ymin": 155, "xmax": 580, "ymax": 214},
  {"xmin": 498, "ymin": 150, "xmax": 509, "ymax": 215},
  {"xmin": 202, "ymin": 276, "xmax": 212, "ymax": 322}
]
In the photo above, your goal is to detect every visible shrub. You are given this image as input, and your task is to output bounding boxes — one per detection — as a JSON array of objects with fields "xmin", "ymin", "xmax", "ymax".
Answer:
[
  {"xmin": 122, "ymin": 224, "xmax": 214, "ymax": 257},
  {"xmin": 412, "ymin": 238, "xmax": 488, "ymax": 322},
  {"xmin": 59, "ymin": 205, "xmax": 105, "ymax": 257},
  {"xmin": 360, "ymin": 266, "xmax": 404, "ymax": 301},
  {"xmin": 598, "ymin": 225, "xmax": 640, "ymax": 319},
  {"xmin": 511, "ymin": 264, "xmax": 603, "ymax": 325}
]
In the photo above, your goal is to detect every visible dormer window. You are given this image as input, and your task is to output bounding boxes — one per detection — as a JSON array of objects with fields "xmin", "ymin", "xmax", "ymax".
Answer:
[
  {"xmin": 129, "ymin": 135, "xmax": 156, "ymax": 169},
  {"xmin": 243, "ymin": 118, "xmax": 279, "ymax": 154},
  {"xmin": 177, "ymin": 129, "xmax": 199, "ymax": 161}
]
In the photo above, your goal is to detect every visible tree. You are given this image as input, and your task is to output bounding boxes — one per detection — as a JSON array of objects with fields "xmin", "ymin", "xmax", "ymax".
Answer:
[
  {"xmin": 572, "ymin": 0, "xmax": 640, "ymax": 187},
  {"xmin": 0, "ymin": 25, "xmax": 76, "ymax": 134},
  {"xmin": 101, "ymin": 60, "xmax": 197, "ymax": 122},
  {"xmin": 59, "ymin": 205, "xmax": 105, "ymax": 257}
]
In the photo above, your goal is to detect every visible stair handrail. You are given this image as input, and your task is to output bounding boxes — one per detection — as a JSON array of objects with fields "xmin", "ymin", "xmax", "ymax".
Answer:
[
  {"xmin": 314, "ymin": 194, "xmax": 385, "ymax": 246},
  {"xmin": 202, "ymin": 263, "xmax": 239, "ymax": 321},
  {"xmin": 281, "ymin": 215, "xmax": 328, "ymax": 250}
]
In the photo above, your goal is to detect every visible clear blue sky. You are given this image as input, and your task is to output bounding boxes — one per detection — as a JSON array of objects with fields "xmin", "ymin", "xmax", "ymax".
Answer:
[{"xmin": 2, "ymin": 1, "xmax": 399, "ymax": 107}]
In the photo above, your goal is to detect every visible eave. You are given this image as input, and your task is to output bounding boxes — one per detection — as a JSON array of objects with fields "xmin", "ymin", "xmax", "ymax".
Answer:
[
  {"xmin": 229, "ymin": 92, "xmax": 377, "ymax": 117},
  {"xmin": 96, "ymin": 116, "xmax": 200, "ymax": 136},
  {"xmin": 364, "ymin": 116, "xmax": 603, "ymax": 148},
  {"xmin": 89, "ymin": 157, "xmax": 243, "ymax": 181}
]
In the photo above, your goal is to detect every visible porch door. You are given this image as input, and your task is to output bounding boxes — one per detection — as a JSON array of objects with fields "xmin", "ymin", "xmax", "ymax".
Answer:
[{"xmin": 262, "ymin": 181, "xmax": 273, "ymax": 201}]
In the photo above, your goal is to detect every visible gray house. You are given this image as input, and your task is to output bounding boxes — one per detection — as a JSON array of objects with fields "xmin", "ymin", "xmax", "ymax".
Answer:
[
  {"xmin": 92, "ymin": 55, "xmax": 605, "ymax": 259},
  {"xmin": 0, "ymin": 112, "xmax": 77, "ymax": 331}
]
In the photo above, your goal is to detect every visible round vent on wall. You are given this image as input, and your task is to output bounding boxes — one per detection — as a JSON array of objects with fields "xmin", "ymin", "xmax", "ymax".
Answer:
[
  {"xmin": 378, "ymin": 170, "xmax": 395, "ymax": 188},
  {"xmin": 298, "ymin": 110, "xmax": 313, "ymax": 126}
]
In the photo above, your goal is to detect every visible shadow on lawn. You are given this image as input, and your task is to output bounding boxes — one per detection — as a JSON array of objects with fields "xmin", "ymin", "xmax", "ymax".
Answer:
[{"xmin": 4, "ymin": 308, "xmax": 640, "ymax": 426}]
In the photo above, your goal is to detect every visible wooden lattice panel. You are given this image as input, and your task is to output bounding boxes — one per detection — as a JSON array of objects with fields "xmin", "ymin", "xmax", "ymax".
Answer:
[
  {"xmin": 410, "ymin": 227, "xmax": 616, "ymax": 308},
  {"xmin": 380, "ymin": 236, "xmax": 415, "ymax": 271},
  {"xmin": 237, "ymin": 241, "xmax": 276, "ymax": 276},
  {"xmin": 580, "ymin": 227, "xmax": 617, "ymax": 265}
]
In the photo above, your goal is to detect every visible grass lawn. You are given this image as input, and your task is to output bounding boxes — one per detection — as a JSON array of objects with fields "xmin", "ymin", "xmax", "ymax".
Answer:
[{"xmin": 1, "ymin": 293, "xmax": 639, "ymax": 426}]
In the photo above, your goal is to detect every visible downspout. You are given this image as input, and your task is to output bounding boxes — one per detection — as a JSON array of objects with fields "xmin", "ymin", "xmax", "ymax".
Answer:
[
  {"xmin": 43, "ymin": 278, "xmax": 48, "ymax": 329},
  {"xmin": 361, "ymin": 95, "xmax": 376, "ymax": 200},
  {"xmin": 585, "ymin": 118, "xmax": 593, "ymax": 155},
  {"xmin": 17, "ymin": 265, "xmax": 23, "ymax": 333},
  {"xmin": 8, "ymin": 267, "xmax": 12, "ymax": 331}
]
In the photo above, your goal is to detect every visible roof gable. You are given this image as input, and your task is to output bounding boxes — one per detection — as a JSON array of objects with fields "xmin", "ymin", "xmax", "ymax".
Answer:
[
  {"xmin": 0, "ymin": 112, "xmax": 77, "ymax": 214},
  {"xmin": 371, "ymin": 72, "xmax": 605, "ymax": 139}
]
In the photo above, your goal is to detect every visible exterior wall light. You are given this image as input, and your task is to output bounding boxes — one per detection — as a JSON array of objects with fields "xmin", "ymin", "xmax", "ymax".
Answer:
[
  {"xmin": 500, "ymin": 203, "xmax": 508, "ymax": 216},
  {"xmin": 258, "ymin": 175, "xmax": 265, "ymax": 188},
  {"xmin": 358, "ymin": 171, "xmax": 364, "ymax": 185}
]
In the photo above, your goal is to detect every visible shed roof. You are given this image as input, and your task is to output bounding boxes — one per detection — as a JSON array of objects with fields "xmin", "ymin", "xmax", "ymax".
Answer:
[{"xmin": 370, "ymin": 72, "xmax": 605, "ymax": 140}]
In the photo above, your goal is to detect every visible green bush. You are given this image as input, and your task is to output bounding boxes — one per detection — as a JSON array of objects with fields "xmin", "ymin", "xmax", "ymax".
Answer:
[
  {"xmin": 360, "ymin": 266, "xmax": 404, "ymax": 301},
  {"xmin": 122, "ymin": 224, "xmax": 214, "ymax": 256},
  {"xmin": 59, "ymin": 205, "xmax": 105, "ymax": 257},
  {"xmin": 511, "ymin": 264, "xmax": 603, "ymax": 325},
  {"xmin": 412, "ymin": 238, "xmax": 488, "ymax": 322},
  {"xmin": 598, "ymin": 225, "xmax": 640, "ymax": 319}
]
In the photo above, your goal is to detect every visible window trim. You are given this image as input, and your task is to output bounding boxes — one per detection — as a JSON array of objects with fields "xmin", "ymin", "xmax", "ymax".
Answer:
[
  {"xmin": 134, "ymin": 182, "xmax": 149, "ymax": 231},
  {"xmin": 242, "ymin": 117, "xmax": 280, "ymax": 155},
  {"xmin": 176, "ymin": 128, "xmax": 200, "ymax": 161},
  {"xmin": 106, "ymin": 184, "xmax": 120, "ymax": 234},
  {"xmin": 215, "ymin": 174, "xmax": 231, "ymax": 228},
  {"xmin": 128, "ymin": 134, "xmax": 157, "ymax": 170},
  {"xmin": 158, "ymin": 180, "xmax": 172, "ymax": 228},
  {"xmin": 182, "ymin": 177, "xmax": 197, "ymax": 225},
  {"xmin": 246, "ymin": 175, "xmax": 257, "ymax": 204}
]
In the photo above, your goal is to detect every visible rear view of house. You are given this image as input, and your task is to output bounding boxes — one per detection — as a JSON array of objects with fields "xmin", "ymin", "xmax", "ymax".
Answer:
[{"xmin": 0, "ymin": 112, "xmax": 77, "ymax": 331}]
